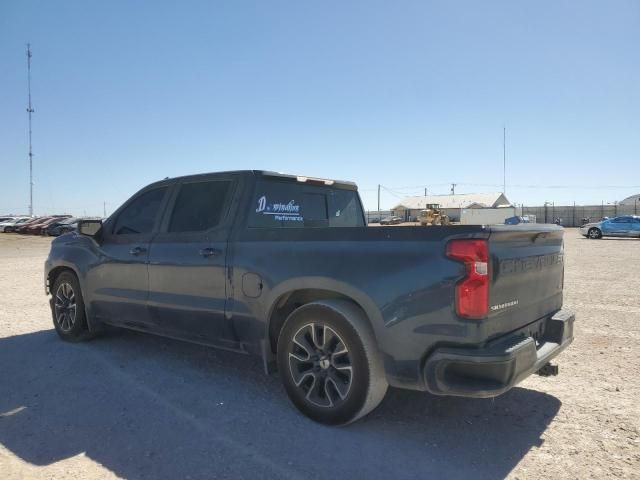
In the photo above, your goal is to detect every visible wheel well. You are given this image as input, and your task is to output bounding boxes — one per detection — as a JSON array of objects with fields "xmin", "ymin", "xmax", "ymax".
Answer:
[
  {"xmin": 268, "ymin": 289, "xmax": 367, "ymax": 354},
  {"xmin": 47, "ymin": 266, "xmax": 76, "ymax": 293}
]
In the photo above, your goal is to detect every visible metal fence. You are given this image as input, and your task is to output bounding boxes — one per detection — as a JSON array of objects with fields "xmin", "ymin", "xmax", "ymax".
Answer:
[
  {"xmin": 366, "ymin": 203, "xmax": 639, "ymax": 227},
  {"xmin": 522, "ymin": 204, "xmax": 639, "ymax": 227}
]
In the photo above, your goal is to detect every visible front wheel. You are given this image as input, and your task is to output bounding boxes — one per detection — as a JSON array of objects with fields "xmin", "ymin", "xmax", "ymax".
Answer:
[
  {"xmin": 51, "ymin": 271, "xmax": 93, "ymax": 342},
  {"xmin": 277, "ymin": 302, "xmax": 387, "ymax": 425},
  {"xmin": 588, "ymin": 228, "xmax": 602, "ymax": 239}
]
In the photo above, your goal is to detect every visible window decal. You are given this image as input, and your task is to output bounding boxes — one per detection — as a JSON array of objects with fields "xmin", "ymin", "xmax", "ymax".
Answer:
[{"xmin": 255, "ymin": 196, "xmax": 303, "ymax": 222}]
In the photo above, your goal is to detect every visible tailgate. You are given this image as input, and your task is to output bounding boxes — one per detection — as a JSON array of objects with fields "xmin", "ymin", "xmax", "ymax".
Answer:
[{"xmin": 485, "ymin": 225, "xmax": 565, "ymax": 339}]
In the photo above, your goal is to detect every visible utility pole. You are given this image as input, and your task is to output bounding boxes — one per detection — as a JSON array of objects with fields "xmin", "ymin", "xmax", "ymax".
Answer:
[
  {"xmin": 103, "ymin": 201, "xmax": 107, "ymax": 217},
  {"xmin": 503, "ymin": 126, "xmax": 506, "ymax": 195},
  {"xmin": 451, "ymin": 183, "xmax": 456, "ymax": 195},
  {"xmin": 424, "ymin": 187, "xmax": 427, "ymax": 197},
  {"xmin": 377, "ymin": 184, "xmax": 381, "ymax": 221},
  {"xmin": 26, "ymin": 44, "xmax": 35, "ymax": 216}
]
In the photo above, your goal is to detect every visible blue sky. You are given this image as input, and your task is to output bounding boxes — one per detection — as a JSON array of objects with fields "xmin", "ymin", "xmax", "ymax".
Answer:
[{"xmin": 1, "ymin": 1, "xmax": 639, "ymax": 216}]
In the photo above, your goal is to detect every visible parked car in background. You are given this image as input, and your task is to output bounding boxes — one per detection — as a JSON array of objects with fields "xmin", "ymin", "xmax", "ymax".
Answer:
[
  {"xmin": 0, "ymin": 217, "xmax": 30, "ymax": 232},
  {"xmin": 16, "ymin": 216, "xmax": 53, "ymax": 234},
  {"xmin": 4, "ymin": 217, "xmax": 41, "ymax": 233},
  {"xmin": 0, "ymin": 217, "xmax": 16, "ymax": 223},
  {"xmin": 55, "ymin": 221, "xmax": 80, "ymax": 236},
  {"xmin": 504, "ymin": 215, "xmax": 532, "ymax": 225},
  {"xmin": 47, "ymin": 217, "xmax": 79, "ymax": 236},
  {"xmin": 17, "ymin": 216, "xmax": 59, "ymax": 235},
  {"xmin": 379, "ymin": 215, "xmax": 403, "ymax": 225},
  {"xmin": 26, "ymin": 216, "xmax": 72, "ymax": 235},
  {"xmin": 48, "ymin": 217, "xmax": 102, "ymax": 236},
  {"xmin": 580, "ymin": 215, "xmax": 640, "ymax": 239}
]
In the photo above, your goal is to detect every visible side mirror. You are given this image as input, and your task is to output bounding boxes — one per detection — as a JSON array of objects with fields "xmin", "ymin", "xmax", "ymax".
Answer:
[{"xmin": 78, "ymin": 219, "xmax": 102, "ymax": 237}]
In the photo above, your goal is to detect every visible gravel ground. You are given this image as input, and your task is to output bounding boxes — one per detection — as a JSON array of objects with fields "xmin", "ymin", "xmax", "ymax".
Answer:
[{"xmin": 0, "ymin": 231, "xmax": 638, "ymax": 479}]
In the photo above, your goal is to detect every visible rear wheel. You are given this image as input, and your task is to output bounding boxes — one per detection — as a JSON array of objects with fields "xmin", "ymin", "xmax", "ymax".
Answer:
[
  {"xmin": 588, "ymin": 228, "xmax": 602, "ymax": 239},
  {"xmin": 51, "ymin": 271, "xmax": 93, "ymax": 341},
  {"xmin": 277, "ymin": 301, "xmax": 387, "ymax": 425}
]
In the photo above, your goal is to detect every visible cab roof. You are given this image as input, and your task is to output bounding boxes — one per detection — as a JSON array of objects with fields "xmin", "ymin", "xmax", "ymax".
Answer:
[{"xmin": 148, "ymin": 170, "xmax": 358, "ymax": 190}]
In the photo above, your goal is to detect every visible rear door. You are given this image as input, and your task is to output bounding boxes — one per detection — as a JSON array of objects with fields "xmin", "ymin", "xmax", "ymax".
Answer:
[
  {"xmin": 89, "ymin": 186, "xmax": 171, "ymax": 327},
  {"xmin": 147, "ymin": 175, "xmax": 237, "ymax": 347}
]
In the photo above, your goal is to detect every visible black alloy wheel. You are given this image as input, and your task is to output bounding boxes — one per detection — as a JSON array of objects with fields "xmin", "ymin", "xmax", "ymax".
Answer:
[{"xmin": 288, "ymin": 322, "xmax": 353, "ymax": 408}]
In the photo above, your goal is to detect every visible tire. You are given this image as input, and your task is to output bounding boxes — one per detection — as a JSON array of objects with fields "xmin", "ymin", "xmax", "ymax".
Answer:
[
  {"xmin": 277, "ymin": 300, "xmax": 388, "ymax": 425},
  {"xmin": 588, "ymin": 228, "xmax": 602, "ymax": 239},
  {"xmin": 51, "ymin": 271, "xmax": 93, "ymax": 342}
]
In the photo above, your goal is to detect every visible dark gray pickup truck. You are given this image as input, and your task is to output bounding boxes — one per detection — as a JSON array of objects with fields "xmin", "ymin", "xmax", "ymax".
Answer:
[{"xmin": 45, "ymin": 170, "xmax": 574, "ymax": 424}]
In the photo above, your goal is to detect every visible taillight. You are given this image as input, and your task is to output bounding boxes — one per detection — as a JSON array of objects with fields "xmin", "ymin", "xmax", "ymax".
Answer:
[{"xmin": 446, "ymin": 239, "xmax": 489, "ymax": 319}]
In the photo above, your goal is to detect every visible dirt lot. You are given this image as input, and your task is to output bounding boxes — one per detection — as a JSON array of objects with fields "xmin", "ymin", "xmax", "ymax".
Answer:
[{"xmin": 0, "ymin": 231, "xmax": 638, "ymax": 479}]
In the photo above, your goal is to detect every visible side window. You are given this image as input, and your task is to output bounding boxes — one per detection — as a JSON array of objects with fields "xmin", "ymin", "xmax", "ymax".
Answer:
[
  {"xmin": 113, "ymin": 187, "xmax": 168, "ymax": 235},
  {"xmin": 168, "ymin": 180, "xmax": 232, "ymax": 233},
  {"xmin": 249, "ymin": 179, "xmax": 364, "ymax": 228},
  {"xmin": 612, "ymin": 217, "xmax": 630, "ymax": 223}
]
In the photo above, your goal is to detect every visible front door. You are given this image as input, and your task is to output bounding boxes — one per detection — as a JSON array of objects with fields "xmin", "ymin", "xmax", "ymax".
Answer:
[
  {"xmin": 147, "ymin": 177, "xmax": 236, "ymax": 347},
  {"xmin": 602, "ymin": 217, "xmax": 632, "ymax": 236},
  {"xmin": 88, "ymin": 186, "xmax": 170, "ymax": 328}
]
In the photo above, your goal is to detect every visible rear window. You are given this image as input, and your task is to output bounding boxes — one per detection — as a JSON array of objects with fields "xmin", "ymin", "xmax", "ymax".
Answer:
[{"xmin": 249, "ymin": 179, "xmax": 364, "ymax": 228}]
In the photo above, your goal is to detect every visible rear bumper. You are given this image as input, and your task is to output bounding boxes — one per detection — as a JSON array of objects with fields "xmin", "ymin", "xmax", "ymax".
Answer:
[{"xmin": 423, "ymin": 309, "xmax": 575, "ymax": 398}]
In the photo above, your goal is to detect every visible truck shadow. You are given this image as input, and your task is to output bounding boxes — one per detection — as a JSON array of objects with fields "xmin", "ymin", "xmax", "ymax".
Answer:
[{"xmin": 0, "ymin": 329, "xmax": 561, "ymax": 480}]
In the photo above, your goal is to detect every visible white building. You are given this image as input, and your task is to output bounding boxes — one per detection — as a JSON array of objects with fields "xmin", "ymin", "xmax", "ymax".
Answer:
[
  {"xmin": 620, "ymin": 194, "xmax": 640, "ymax": 207},
  {"xmin": 392, "ymin": 192, "xmax": 512, "ymax": 222}
]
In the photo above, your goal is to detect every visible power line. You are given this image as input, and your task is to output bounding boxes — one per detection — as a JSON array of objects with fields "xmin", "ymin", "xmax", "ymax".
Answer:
[
  {"xmin": 456, "ymin": 183, "xmax": 640, "ymax": 189},
  {"xmin": 365, "ymin": 182, "xmax": 640, "ymax": 192},
  {"xmin": 379, "ymin": 185, "xmax": 408, "ymax": 199}
]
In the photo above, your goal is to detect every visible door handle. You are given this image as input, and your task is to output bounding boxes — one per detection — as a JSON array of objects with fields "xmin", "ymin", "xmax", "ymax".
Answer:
[
  {"xmin": 129, "ymin": 246, "xmax": 147, "ymax": 256},
  {"xmin": 199, "ymin": 247, "xmax": 221, "ymax": 258}
]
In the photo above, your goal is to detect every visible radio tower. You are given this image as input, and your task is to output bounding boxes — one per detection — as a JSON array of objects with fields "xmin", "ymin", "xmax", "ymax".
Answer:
[{"xmin": 26, "ymin": 44, "xmax": 35, "ymax": 216}]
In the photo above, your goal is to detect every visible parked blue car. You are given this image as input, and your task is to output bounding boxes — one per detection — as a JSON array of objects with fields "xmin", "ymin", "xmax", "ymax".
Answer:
[
  {"xmin": 580, "ymin": 215, "xmax": 640, "ymax": 239},
  {"xmin": 504, "ymin": 215, "xmax": 532, "ymax": 225}
]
